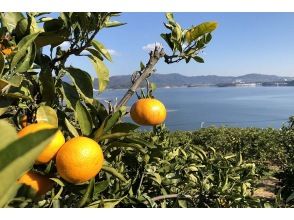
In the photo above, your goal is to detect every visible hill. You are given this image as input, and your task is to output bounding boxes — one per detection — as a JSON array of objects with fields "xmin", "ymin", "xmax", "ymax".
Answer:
[{"xmin": 94, "ymin": 73, "xmax": 294, "ymax": 89}]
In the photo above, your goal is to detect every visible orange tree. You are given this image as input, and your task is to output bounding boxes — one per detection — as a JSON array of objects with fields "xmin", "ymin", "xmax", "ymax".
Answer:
[{"xmin": 0, "ymin": 12, "xmax": 260, "ymax": 208}]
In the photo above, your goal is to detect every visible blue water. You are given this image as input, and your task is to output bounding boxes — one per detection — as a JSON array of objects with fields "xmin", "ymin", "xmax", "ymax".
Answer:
[{"xmin": 95, "ymin": 87, "xmax": 294, "ymax": 131}]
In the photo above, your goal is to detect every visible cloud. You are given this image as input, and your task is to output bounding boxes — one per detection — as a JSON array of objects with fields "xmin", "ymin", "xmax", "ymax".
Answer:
[
  {"xmin": 142, "ymin": 42, "xmax": 162, "ymax": 51},
  {"xmin": 107, "ymin": 49, "xmax": 119, "ymax": 56}
]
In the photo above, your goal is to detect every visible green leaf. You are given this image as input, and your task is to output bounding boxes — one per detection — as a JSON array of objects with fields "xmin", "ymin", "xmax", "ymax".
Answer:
[
  {"xmin": 15, "ymin": 17, "xmax": 39, "ymax": 39},
  {"xmin": 50, "ymin": 178, "xmax": 65, "ymax": 187},
  {"xmin": 160, "ymin": 33, "xmax": 174, "ymax": 51},
  {"xmin": 78, "ymin": 178, "xmax": 95, "ymax": 208},
  {"xmin": 0, "ymin": 12, "xmax": 25, "ymax": 33},
  {"xmin": 93, "ymin": 180, "xmax": 109, "ymax": 199},
  {"xmin": 66, "ymin": 67, "xmax": 93, "ymax": 99},
  {"xmin": 102, "ymin": 165, "xmax": 127, "ymax": 182},
  {"xmin": 0, "ymin": 120, "xmax": 18, "ymax": 149},
  {"xmin": 35, "ymin": 29, "xmax": 69, "ymax": 48},
  {"xmin": 124, "ymin": 137, "xmax": 156, "ymax": 149},
  {"xmin": 193, "ymin": 56, "xmax": 204, "ymax": 63},
  {"xmin": 64, "ymin": 118, "xmax": 79, "ymax": 137},
  {"xmin": 36, "ymin": 105, "xmax": 58, "ymax": 127},
  {"xmin": 0, "ymin": 128, "xmax": 56, "ymax": 207},
  {"xmin": 86, "ymin": 48, "xmax": 104, "ymax": 60},
  {"xmin": 39, "ymin": 66, "xmax": 55, "ymax": 105},
  {"xmin": 103, "ymin": 196, "xmax": 126, "ymax": 208},
  {"xmin": 185, "ymin": 22, "xmax": 218, "ymax": 44},
  {"xmin": 0, "ymin": 75, "xmax": 23, "ymax": 89},
  {"xmin": 89, "ymin": 55, "xmax": 109, "ymax": 92},
  {"xmin": 76, "ymin": 101, "xmax": 93, "ymax": 136},
  {"xmin": 62, "ymin": 81, "xmax": 80, "ymax": 110},
  {"xmin": 98, "ymin": 132, "xmax": 131, "ymax": 141},
  {"xmin": 0, "ymin": 52, "xmax": 4, "ymax": 75},
  {"xmin": 11, "ymin": 32, "xmax": 40, "ymax": 71},
  {"xmin": 111, "ymin": 122, "xmax": 139, "ymax": 133},
  {"xmin": 108, "ymin": 141, "xmax": 147, "ymax": 154},
  {"xmin": 103, "ymin": 110, "xmax": 122, "ymax": 133},
  {"xmin": 165, "ymin": 13, "xmax": 175, "ymax": 23},
  {"xmin": 91, "ymin": 40, "xmax": 112, "ymax": 62},
  {"xmin": 43, "ymin": 19, "xmax": 64, "ymax": 32},
  {"xmin": 104, "ymin": 21, "xmax": 126, "ymax": 28},
  {"xmin": 15, "ymin": 42, "xmax": 36, "ymax": 73}
]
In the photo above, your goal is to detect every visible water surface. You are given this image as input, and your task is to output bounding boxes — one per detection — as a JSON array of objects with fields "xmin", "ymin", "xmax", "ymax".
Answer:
[{"xmin": 95, "ymin": 87, "xmax": 294, "ymax": 131}]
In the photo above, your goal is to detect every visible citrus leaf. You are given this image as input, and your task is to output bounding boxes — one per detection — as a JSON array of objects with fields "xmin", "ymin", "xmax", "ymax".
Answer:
[
  {"xmin": 104, "ymin": 21, "xmax": 126, "ymax": 28},
  {"xmin": 0, "ymin": 120, "xmax": 18, "ymax": 149},
  {"xmin": 64, "ymin": 118, "xmax": 79, "ymax": 137},
  {"xmin": 103, "ymin": 110, "xmax": 122, "ymax": 133},
  {"xmin": 0, "ymin": 12, "xmax": 25, "ymax": 33},
  {"xmin": 102, "ymin": 165, "xmax": 127, "ymax": 182},
  {"xmin": 75, "ymin": 101, "xmax": 93, "ymax": 136},
  {"xmin": 36, "ymin": 105, "xmax": 58, "ymax": 127},
  {"xmin": 11, "ymin": 32, "xmax": 40, "ymax": 71},
  {"xmin": 185, "ymin": 21, "xmax": 218, "ymax": 44},
  {"xmin": 108, "ymin": 141, "xmax": 147, "ymax": 154},
  {"xmin": 78, "ymin": 178, "xmax": 95, "ymax": 208},
  {"xmin": 39, "ymin": 66, "xmax": 55, "ymax": 105},
  {"xmin": 91, "ymin": 40, "xmax": 112, "ymax": 62},
  {"xmin": 111, "ymin": 122, "xmax": 139, "ymax": 133},
  {"xmin": 35, "ymin": 29, "xmax": 69, "ymax": 48},
  {"xmin": 14, "ymin": 42, "xmax": 36, "ymax": 73},
  {"xmin": 0, "ymin": 128, "xmax": 56, "ymax": 207},
  {"xmin": 98, "ymin": 132, "xmax": 131, "ymax": 141},
  {"xmin": 93, "ymin": 180, "xmax": 109, "ymax": 198},
  {"xmin": 165, "ymin": 13, "xmax": 175, "ymax": 24},
  {"xmin": 66, "ymin": 67, "xmax": 93, "ymax": 99},
  {"xmin": 193, "ymin": 56, "xmax": 204, "ymax": 63},
  {"xmin": 103, "ymin": 196, "xmax": 126, "ymax": 208},
  {"xmin": 89, "ymin": 55, "xmax": 109, "ymax": 92},
  {"xmin": 50, "ymin": 178, "xmax": 65, "ymax": 187},
  {"xmin": 160, "ymin": 33, "xmax": 174, "ymax": 51},
  {"xmin": 61, "ymin": 81, "xmax": 79, "ymax": 110},
  {"xmin": 86, "ymin": 48, "xmax": 103, "ymax": 60}
]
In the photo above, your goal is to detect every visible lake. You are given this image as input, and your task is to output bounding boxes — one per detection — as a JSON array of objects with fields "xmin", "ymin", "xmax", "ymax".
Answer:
[{"xmin": 95, "ymin": 87, "xmax": 294, "ymax": 131}]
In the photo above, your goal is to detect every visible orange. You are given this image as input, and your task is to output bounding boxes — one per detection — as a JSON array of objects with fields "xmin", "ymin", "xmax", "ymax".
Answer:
[
  {"xmin": 17, "ymin": 171, "xmax": 54, "ymax": 196},
  {"xmin": 56, "ymin": 137, "xmax": 104, "ymax": 184},
  {"xmin": 130, "ymin": 98, "xmax": 167, "ymax": 126},
  {"xmin": 1, "ymin": 48, "xmax": 13, "ymax": 56},
  {"xmin": 18, "ymin": 122, "xmax": 65, "ymax": 164}
]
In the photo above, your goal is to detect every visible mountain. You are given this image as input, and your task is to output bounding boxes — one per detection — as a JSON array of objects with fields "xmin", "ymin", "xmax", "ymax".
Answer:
[{"xmin": 93, "ymin": 73, "xmax": 294, "ymax": 89}]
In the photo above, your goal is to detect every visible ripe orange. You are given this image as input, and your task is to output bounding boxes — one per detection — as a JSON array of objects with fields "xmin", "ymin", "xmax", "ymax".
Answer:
[
  {"xmin": 1, "ymin": 48, "xmax": 13, "ymax": 56},
  {"xmin": 17, "ymin": 171, "xmax": 54, "ymax": 196},
  {"xmin": 56, "ymin": 137, "xmax": 104, "ymax": 184},
  {"xmin": 130, "ymin": 98, "xmax": 167, "ymax": 126},
  {"xmin": 18, "ymin": 122, "xmax": 65, "ymax": 164}
]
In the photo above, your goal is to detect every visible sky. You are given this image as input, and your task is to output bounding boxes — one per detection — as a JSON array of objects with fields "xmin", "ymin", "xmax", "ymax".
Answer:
[{"xmin": 62, "ymin": 13, "xmax": 294, "ymax": 77}]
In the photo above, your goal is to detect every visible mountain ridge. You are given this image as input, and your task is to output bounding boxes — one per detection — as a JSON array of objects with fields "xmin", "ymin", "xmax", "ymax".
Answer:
[{"xmin": 95, "ymin": 73, "xmax": 294, "ymax": 89}]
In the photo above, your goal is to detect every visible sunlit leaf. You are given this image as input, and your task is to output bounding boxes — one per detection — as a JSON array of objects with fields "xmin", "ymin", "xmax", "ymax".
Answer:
[{"xmin": 89, "ymin": 55, "xmax": 109, "ymax": 92}]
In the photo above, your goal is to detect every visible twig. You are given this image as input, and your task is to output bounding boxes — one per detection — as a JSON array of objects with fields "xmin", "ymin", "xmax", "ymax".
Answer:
[{"xmin": 116, "ymin": 46, "xmax": 165, "ymax": 109}]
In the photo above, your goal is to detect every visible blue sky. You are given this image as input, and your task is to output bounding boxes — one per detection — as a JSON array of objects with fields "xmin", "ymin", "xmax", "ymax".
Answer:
[{"xmin": 63, "ymin": 13, "xmax": 294, "ymax": 77}]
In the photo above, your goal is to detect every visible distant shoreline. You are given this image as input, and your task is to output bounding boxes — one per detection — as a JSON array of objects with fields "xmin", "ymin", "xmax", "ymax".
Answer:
[{"xmin": 95, "ymin": 83, "xmax": 294, "ymax": 91}]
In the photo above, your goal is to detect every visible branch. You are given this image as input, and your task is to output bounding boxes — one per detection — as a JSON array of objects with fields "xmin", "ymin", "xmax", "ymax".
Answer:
[
  {"xmin": 50, "ymin": 13, "xmax": 110, "ymax": 68},
  {"xmin": 116, "ymin": 46, "xmax": 165, "ymax": 109}
]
